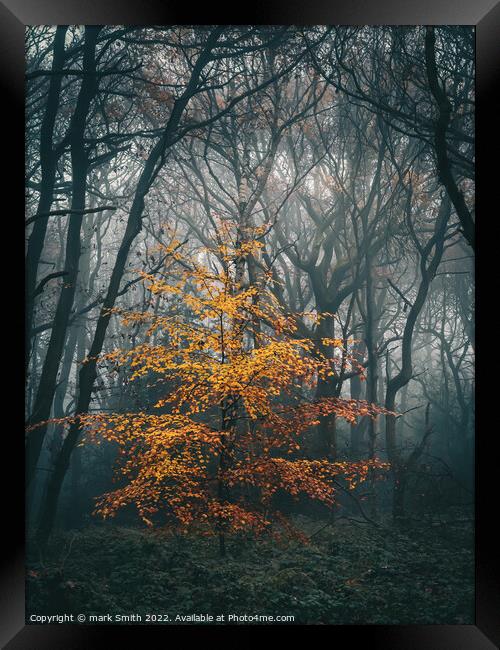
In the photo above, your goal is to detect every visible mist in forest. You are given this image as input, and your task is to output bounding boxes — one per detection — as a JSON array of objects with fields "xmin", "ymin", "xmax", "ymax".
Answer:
[{"xmin": 25, "ymin": 26, "xmax": 474, "ymax": 625}]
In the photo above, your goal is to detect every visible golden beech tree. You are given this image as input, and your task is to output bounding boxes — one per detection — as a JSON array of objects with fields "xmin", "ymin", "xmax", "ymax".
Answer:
[{"xmin": 66, "ymin": 230, "xmax": 390, "ymax": 555}]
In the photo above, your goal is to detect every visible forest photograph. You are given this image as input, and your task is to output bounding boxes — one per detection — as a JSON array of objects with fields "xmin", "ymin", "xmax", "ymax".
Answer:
[{"xmin": 25, "ymin": 25, "xmax": 475, "ymax": 625}]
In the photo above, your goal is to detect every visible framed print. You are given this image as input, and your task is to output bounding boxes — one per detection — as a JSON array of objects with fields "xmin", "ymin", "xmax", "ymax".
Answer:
[{"xmin": 3, "ymin": 0, "xmax": 499, "ymax": 647}]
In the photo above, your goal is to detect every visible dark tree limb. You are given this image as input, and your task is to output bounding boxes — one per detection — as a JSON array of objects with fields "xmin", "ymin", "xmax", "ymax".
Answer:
[
  {"xmin": 425, "ymin": 27, "xmax": 474, "ymax": 250},
  {"xmin": 25, "ymin": 205, "xmax": 116, "ymax": 226},
  {"xmin": 32, "ymin": 271, "xmax": 68, "ymax": 299}
]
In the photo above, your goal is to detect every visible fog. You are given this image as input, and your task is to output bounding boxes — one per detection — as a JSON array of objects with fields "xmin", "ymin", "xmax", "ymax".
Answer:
[{"xmin": 25, "ymin": 26, "xmax": 474, "ymax": 624}]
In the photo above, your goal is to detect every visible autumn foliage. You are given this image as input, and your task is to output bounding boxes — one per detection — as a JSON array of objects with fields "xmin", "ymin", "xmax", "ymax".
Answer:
[{"xmin": 54, "ymin": 231, "xmax": 390, "ymax": 546}]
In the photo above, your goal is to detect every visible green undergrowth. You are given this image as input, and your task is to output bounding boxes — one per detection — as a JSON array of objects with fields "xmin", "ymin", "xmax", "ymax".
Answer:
[{"xmin": 27, "ymin": 514, "xmax": 474, "ymax": 625}]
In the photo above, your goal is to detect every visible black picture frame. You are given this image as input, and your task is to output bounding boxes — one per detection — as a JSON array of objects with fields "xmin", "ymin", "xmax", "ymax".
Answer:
[{"xmin": 5, "ymin": 1, "xmax": 498, "ymax": 647}]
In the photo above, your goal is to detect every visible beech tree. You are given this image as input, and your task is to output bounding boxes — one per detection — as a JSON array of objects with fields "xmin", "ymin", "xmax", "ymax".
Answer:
[
  {"xmin": 60, "ymin": 236, "xmax": 389, "ymax": 555},
  {"xmin": 27, "ymin": 26, "xmax": 331, "ymax": 541},
  {"xmin": 25, "ymin": 25, "xmax": 474, "ymax": 551}
]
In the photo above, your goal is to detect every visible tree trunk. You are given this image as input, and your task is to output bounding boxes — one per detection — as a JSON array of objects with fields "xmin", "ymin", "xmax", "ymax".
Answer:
[
  {"xmin": 315, "ymin": 314, "xmax": 338, "ymax": 459},
  {"xmin": 425, "ymin": 27, "xmax": 474, "ymax": 250},
  {"xmin": 349, "ymin": 339, "xmax": 366, "ymax": 459},
  {"xmin": 26, "ymin": 27, "xmax": 101, "ymax": 488},
  {"xmin": 26, "ymin": 26, "xmax": 68, "ymax": 377},
  {"xmin": 36, "ymin": 29, "xmax": 226, "ymax": 546},
  {"xmin": 385, "ymin": 196, "xmax": 450, "ymax": 521}
]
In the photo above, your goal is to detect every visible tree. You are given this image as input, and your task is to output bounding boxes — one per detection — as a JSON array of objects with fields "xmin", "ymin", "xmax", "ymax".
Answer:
[
  {"xmin": 25, "ymin": 25, "xmax": 474, "ymax": 563},
  {"xmin": 385, "ymin": 194, "xmax": 452, "ymax": 520},
  {"xmin": 309, "ymin": 26, "xmax": 474, "ymax": 249},
  {"xmin": 28, "ymin": 26, "xmax": 332, "ymax": 541},
  {"xmin": 25, "ymin": 26, "xmax": 68, "ymax": 376},
  {"xmin": 58, "ymin": 235, "xmax": 389, "ymax": 555},
  {"xmin": 26, "ymin": 26, "xmax": 103, "ymax": 489}
]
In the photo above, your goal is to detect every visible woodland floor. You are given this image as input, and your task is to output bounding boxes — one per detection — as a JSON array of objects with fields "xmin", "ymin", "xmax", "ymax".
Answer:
[{"xmin": 27, "ymin": 514, "xmax": 474, "ymax": 625}]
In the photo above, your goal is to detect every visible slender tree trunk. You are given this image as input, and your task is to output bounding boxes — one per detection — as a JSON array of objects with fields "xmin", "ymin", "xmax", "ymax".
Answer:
[
  {"xmin": 67, "ymin": 324, "xmax": 87, "ymax": 528},
  {"xmin": 425, "ymin": 27, "xmax": 474, "ymax": 250},
  {"xmin": 26, "ymin": 26, "xmax": 68, "ymax": 377},
  {"xmin": 26, "ymin": 27, "xmax": 102, "ymax": 489},
  {"xmin": 315, "ymin": 314, "xmax": 338, "ymax": 459},
  {"xmin": 36, "ymin": 30, "xmax": 226, "ymax": 546},
  {"xmin": 398, "ymin": 382, "xmax": 409, "ymax": 436},
  {"xmin": 385, "ymin": 197, "xmax": 450, "ymax": 521},
  {"xmin": 27, "ymin": 320, "xmax": 80, "ymax": 523},
  {"xmin": 350, "ymin": 339, "xmax": 366, "ymax": 458},
  {"xmin": 365, "ymin": 256, "xmax": 378, "ymax": 460}
]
